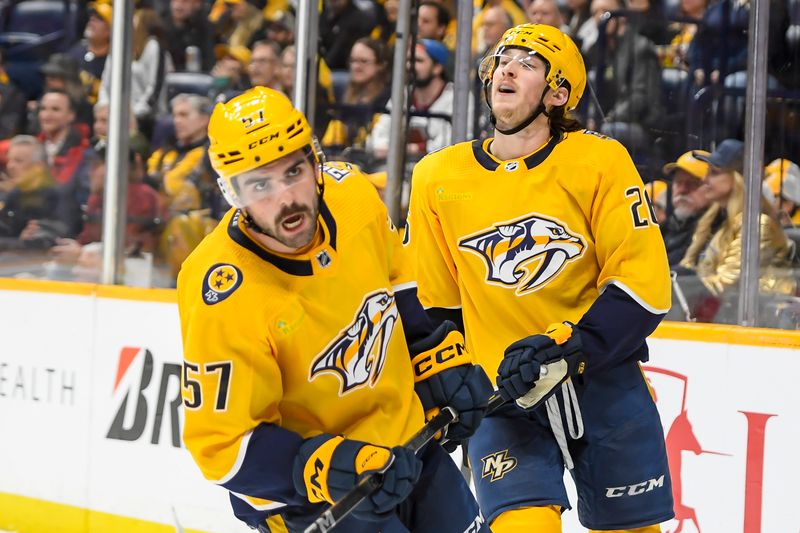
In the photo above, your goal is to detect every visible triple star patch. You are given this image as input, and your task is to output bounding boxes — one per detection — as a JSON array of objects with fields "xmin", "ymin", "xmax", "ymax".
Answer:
[{"xmin": 202, "ymin": 263, "xmax": 243, "ymax": 305}]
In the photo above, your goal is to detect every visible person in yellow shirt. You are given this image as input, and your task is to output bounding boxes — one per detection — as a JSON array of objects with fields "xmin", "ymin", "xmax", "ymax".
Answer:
[
  {"xmin": 407, "ymin": 24, "xmax": 674, "ymax": 533},
  {"xmin": 177, "ymin": 87, "xmax": 492, "ymax": 533}
]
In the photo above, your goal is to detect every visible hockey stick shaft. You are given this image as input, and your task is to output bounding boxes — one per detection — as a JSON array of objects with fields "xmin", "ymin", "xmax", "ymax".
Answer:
[{"xmin": 303, "ymin": 406, "xmax": 458, "ymax": 533}]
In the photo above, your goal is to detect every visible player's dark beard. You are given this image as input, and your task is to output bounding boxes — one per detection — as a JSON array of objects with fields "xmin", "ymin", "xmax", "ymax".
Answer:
[
  {"xmin": 414, "ymin": 74, "xmax": 434, "ymax": 88},
  {"xmin": 260, "ymin": 200, "xmax": 320, "ymax": 249}
]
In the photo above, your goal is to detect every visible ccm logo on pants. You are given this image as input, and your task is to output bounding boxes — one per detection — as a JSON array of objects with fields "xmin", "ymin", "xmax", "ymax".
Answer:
[{"xmin": 605, "ymin": 475, "xmax": 665, "ymax": 498}]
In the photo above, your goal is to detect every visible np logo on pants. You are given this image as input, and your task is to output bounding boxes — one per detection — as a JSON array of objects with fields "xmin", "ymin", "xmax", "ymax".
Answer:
[{"xmin": 481, "ymin": 449, "xmax": 517, "ymax": 482}]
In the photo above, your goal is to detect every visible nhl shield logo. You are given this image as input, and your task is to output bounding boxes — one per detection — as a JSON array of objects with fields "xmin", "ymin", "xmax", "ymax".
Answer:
[{"xmin": 503, "ymin": 161, "xmax": 519, "ymax": 172}]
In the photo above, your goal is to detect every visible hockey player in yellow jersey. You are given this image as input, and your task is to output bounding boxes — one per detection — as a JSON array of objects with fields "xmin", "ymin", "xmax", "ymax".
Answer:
[
  {"xmin": 177, "ymin": 87, "xmax": 492, "ymax": 533},
  {"xmin": 407, "ymin": 24, "xmax": 675, "ymax": 532}
]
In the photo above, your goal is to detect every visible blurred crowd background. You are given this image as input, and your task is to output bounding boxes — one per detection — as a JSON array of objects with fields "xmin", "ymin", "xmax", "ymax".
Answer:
[{"xmin": 0, "ymin": 0, "xmax": 799, "ymax": 327}]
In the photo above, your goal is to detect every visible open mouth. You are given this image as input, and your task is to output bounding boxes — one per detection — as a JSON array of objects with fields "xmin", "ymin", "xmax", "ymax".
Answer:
[
  {"xmin": 498, "ymin": 83, "xmax": 516, "ymax": 94},
  {"xmin": 282, "ymin": 213, "xmax": 305, "ymax": 231}
]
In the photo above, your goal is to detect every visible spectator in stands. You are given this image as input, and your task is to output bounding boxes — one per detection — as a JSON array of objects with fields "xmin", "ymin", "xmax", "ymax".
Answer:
[
  {"xmin": 0, "ymin": 50, "xmax": 27, "ymax": 139},
  {"xmin": 680, "ymin": 139, "xmax": 795, "ymax": 304},
  {"xmin": 371, "ymin": 0, "xmax": 398, "ymax": 48},
  {"xmin": 68, "ymin": 2, "xmax": 111, "ymax": 105},
  {"xmin": 210, "ymin": 44, "xmax": 252, "ymax": 100},
  {"xmin": 368, "ymin": 39, "xmax": 462, "ymax": 160},
  {"xmin": 35, "ymin": 54, "xmax": 94, "ymax": 132},
  {"xmin": 147, "ymin": 94, "xmax": 212, "ymax": 213},
  {"xmin": 91, "ymin": 102, "xmax": 150, "ymax": 164},
  {"xmin": 688, "ymin": 0, "xmax": 789, "ymax": 88},
  {"xmin": 247, "ymin": 40, "xmax": 282, "ymax": 91},
  {"xmin": 254, "ymin": 10, "xmax": 295, "ymax": 49},
  {"xmin": 322, "ymin": 38, "xmax": 391, "ymax": 151},
  {"xmin": 626, "ymin": 0, "xmax": 672, "ymax": 45},
  {"xmin": 588, "ymin": 0, "xmax": 664, "ymax": 152},
  {"xmin": 208, "ymin": 0, "xmax": 265, "ymax": 48},
  {"xmin": 279, "ymin": 45, "xmax": 297, "ymax": 99},
  {"xmin": 164, "ymin": 0, "xmax": 217, "ymax": 72},
  {"xmin": 320, "ymin": 0, "xmax": 376, "ymax": 70},
  {"xmin": 566, "ymin": 0, "xmax": 597, "ymax": 54},
  {"xmin": 47, "ymin": 146, "xmax": 163, "ymax": 281},
  {"xmin": 526, "ymin": 0, "xmax": 568, "ymax": 31},
  {"xmin": 0, "ymin": 136, "xmax": 60, "ymax": 242},
  {"xmin": 645, "ymin": 178, "xmax": 668, "ymax": 223},
  {"xmin": 660, "ymin": 150, "xmax": 712, "ymax": 265},
  {"xmin": 472, "ymin": 0, "xmax": 528, "ymax": 55},
  {"xmin": 418, "ymin": 1, "xmax": 451, "ymax": 43},
  {"xmin": 764, "ymin": 158, "xmax": 800, "ymax": 228},
  {"xmin": 657, "ymin": 0, "xmax": 707, "ymax": 68},
  {"xmin": 99, "ymin": 8, "xmax": 173, "ymax": 139},
  {"xmin": 36, "ymin": 89, "xmax": 91, "ymax": 188},
  {"xmin": 478, "ymin": 6, "xmax": 514, "ymax": 57}
]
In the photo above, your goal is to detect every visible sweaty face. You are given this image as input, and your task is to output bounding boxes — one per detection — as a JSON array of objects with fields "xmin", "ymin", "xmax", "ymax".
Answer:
[
  {"xmin": 235, "ymin": 150, "xmax": 320, "ymax": 252},
  {"xmin": 489, "ymin": 49, "xmax": 549, "ymax": 130}
]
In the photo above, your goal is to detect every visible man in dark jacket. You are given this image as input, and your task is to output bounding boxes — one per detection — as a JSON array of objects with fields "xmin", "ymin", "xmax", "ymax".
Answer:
[
  {"xmin": 320, "ymin": 0, "xmax": 376, "ymax": 70},
  {"xmin": 588, "ymin": 0, "xmax": 663, "ymax": 151},
  {"xmin": 660, "ymin": 150, "xmax": 711, "ymax": 266}
]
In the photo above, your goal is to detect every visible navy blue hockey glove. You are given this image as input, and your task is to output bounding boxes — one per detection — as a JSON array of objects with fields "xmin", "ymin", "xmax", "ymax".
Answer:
[
  {"xmin": 497, "ymin": 322, "xmax": 587, "ymax": 408},
  {"xmin": 411, "ymin": 321, "xmax": 493, "ymax": 450},
  {"xmin": 292, "ymin": 434, "xmax": 423, "ymax": 522}
]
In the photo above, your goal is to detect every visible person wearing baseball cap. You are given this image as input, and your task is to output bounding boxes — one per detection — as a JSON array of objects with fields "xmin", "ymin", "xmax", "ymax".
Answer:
[
  {"xmin": 679, "ymin": 138, "xmax": 794, "ymax": 303},
  {"xmin": 660, "ymin": 150, "xmax": 712, "ymax": 266},
  {"xmin": 764, "ymin": 158, "xmax": 800, "ymax": 227},
  {"xmin": 66, "ymin": 2, "xmax": 111, "ymax": 104},
  {"xmin": 367, "ymin": 37, "xmax": 463, "ymax": 160}
]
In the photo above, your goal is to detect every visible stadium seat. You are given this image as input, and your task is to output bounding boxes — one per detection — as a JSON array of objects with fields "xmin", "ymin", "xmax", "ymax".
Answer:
[{"xmin": 165, "ymin": 71, "xmax": 215, "ymax": 102}]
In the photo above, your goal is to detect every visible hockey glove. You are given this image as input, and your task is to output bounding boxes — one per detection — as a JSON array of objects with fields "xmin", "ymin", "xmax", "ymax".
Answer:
[
  {"xmin": 410, "ymin": 321, "xmax": 493, "ymax": 448},
  {"xmin": 292, "ymin": 434, "xmax": 423, "ymax": 522},
  {"xmin": 496, "ymin": 322, "xmax": 587, "ymax": 409}
]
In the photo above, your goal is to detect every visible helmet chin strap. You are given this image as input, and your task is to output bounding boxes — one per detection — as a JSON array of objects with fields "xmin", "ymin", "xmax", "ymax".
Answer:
[{"xmin": 488, "ymin": 85, "xmax": 550, "ymax": 136}]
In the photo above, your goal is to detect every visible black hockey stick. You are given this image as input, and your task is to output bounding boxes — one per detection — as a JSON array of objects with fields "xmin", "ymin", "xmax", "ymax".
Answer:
[{"xmin": 303, "ymin": 406, "xmax": 458, "ymax": 533}]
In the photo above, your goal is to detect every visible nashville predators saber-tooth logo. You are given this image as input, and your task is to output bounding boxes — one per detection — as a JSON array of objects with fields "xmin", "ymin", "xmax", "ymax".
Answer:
[
  {"xmin": 459, "ymin": 213, "xmax": 586, "ymax": 295},
  {"xmin": 310, "ymin": 291, "xmax": 399, "ymax": 395}
]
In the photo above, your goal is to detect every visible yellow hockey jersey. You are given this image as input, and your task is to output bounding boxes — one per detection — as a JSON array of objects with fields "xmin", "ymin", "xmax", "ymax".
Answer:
[
  {"xmin": 178, "ymin": 162, "xmax": 425, "ymax": 514},
  {"xmin": 407, "ymin": 131, "xmax": 671, "ymax": 378}
]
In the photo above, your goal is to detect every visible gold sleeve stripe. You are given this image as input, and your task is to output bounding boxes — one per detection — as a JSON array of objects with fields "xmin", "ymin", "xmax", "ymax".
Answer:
[
  {"xmin": 212, "ymin": 429, "xmax": 253, "ymax": 485},
  {"xmin": 231, "ymin": 491, "xmax": 288, "ymax": 511},
  {"xmin": 603, "ymin": 280, "xmax": 671, "ymax": 315},
  {"xmin": 422, "ymin": 304, "xmax": 462, "ymax": 310}
]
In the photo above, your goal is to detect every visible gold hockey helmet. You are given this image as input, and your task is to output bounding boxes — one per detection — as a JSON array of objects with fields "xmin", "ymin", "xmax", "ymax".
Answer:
[
  {"xmin": 208, "ymin": 86, "xmax": 321, "ymax": 208},
  {"xmin": 479, "ymin": 23, "xmax": 586, "ymax": 111}
]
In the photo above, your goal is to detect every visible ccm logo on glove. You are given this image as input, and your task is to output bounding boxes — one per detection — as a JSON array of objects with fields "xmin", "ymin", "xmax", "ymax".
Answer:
[{"xmin": 412, "ymin": 330, "xmax": 468, "ymax": 379}]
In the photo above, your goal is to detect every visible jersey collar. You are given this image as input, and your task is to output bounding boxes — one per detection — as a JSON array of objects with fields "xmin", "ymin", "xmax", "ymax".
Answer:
[
  {"xmin": 227, "ymin": 199, "xmax": 338, "ymax": 276},
  {"xmin": 471, "ymin": 135, "xmax": 561, "ymax": 172}
]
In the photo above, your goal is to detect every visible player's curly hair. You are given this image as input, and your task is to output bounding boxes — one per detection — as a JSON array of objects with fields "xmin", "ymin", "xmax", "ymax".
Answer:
[{"xmin": 549, "ymin": 104, "xmax": 583, "ymax": 139}]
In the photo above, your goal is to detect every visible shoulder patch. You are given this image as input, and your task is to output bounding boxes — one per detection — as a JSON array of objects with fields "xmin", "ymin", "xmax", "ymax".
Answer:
[{"xmin": 202, "ymin": 263, "xmax": 243, "ymax": 305}]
